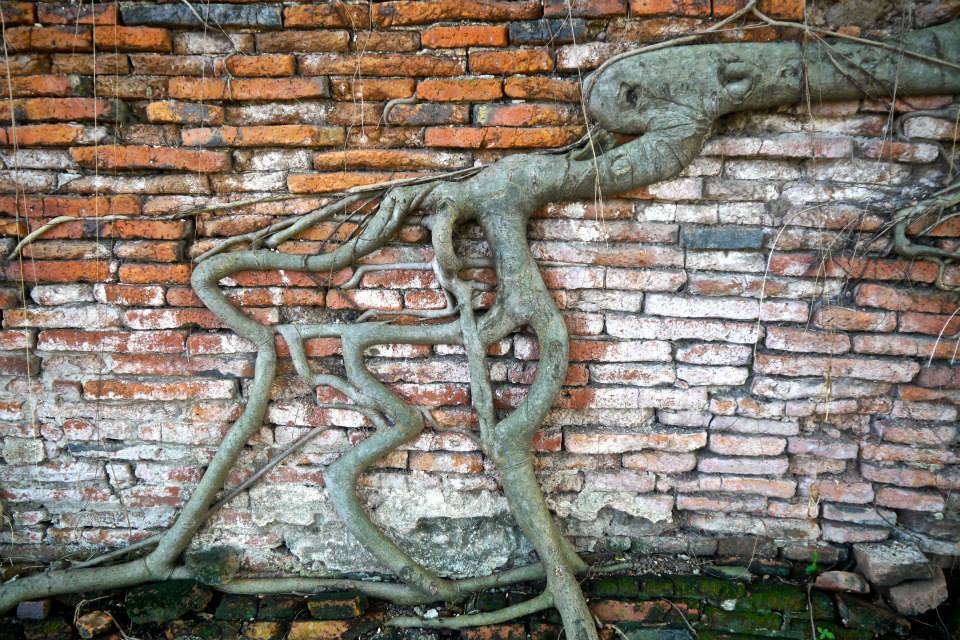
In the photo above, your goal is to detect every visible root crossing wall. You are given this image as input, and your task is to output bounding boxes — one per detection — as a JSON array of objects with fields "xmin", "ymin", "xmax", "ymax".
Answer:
[{"xmin": 0, "ymin": 0, "xmax": 958, "ymax": 576}]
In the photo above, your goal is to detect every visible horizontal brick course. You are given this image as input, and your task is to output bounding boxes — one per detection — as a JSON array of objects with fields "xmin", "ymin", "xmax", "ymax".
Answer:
[{"xmin": 1, "ymin": 0, "xmax": 955, "ymax": 569}]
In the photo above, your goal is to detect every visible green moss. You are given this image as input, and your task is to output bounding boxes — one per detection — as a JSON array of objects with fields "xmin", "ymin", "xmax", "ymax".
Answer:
[
  {"xmin": 166, "ymin": 619, "xmax": 241, "ymax": 640},
  {"xmin": 214, "ymin": 595, "xmax": 259, "ymax": 621},
  {"xmin": 741, "ymin": 585, "xmax": 806, "ymax": 612},
  {"xmin": 125, "ymin": 581, "xmax": 213, "ymax": 624},
  {"xmin": 588, "ymin": 576, "xmax": 640, "ymax": 598},
  {"xmin": 671, "ymin": 577, "xmax": 747, "ymax": 601},
  {"xmin": 702, "ymin": 606, "xmax": 782, "ymax": 633},
  {"xmin": 306, "ymin": 591, "xmax": 367, "ymax": 620}
]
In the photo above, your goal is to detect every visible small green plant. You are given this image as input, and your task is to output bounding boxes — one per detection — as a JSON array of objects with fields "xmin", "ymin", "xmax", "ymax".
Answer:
[
  {"xmin": 805, "ymin": 552, "xmax": 821, "ymax": 575},
  {"xmin": 817, "ymin": 626, "xmax": 836, "ymax": 640}
]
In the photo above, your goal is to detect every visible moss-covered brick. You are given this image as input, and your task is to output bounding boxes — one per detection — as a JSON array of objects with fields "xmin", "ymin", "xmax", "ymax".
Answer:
[
  {"xmin": 306, "ymin": 591, "xmax": 367, "ymax": 620},
  {"xmin": 165, "ymin": 619, "xmax": 241, "ymax": 639},
  {"xmin": 185, "ymin": 546, "xmax": 240, "ymax": 586},
  {"xmin": 240, "ymin": 620, "xmax": 287, "ymax": 640},
  {"xmin": 670, "ymin": 577, "xmax": 747, "ymax": 601},
  {"xmin": 702, "ymin": 606, "xmax": 782, "ymax": 633},
  {"xmin": 588, "ymin": 576, "xmax": 641, "ymax": 598},
  {"xmin": 124, "ymin": 580, "xmax": 213, "ymax": 624},
  {"xmin": 639, "ymin": 576, "xmax": 675, "ymax": 597},
  {"xmin": 214, "ymin": 594, "xmax": 259, "ymax": 620},
  {"xmin": 741, "ymin": 585, "xmax": 807, "ymax": 612},
  {"xmin": 256, "ymin": 595, "xmax": 305, "ymax": 621}
]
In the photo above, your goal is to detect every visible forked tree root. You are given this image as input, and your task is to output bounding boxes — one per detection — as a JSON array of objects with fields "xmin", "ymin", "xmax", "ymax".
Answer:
[{"xmin": 2, "ymin": 17, "xmax": 960, "ymax": 640}]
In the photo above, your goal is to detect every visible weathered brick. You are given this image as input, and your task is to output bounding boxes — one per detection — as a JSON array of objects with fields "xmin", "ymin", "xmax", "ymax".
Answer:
[
  {"xmin": 94, "ymin": 26, "xmax": 171, "ymax": 52},
  {"xmin": 372, "ymin": 0, "xmax": 540, "ymax": 26},
  {"xmin": 417, "ymin": 78, "xmax": 503, "ymax": 102},
  {"xmin": 169, "ymin": 77, "xmax": 329, "ymax": 101},
  {"xmin": 182, "ymin": 125, "xmax": 344, "ymax": 148},
  {"xmin": 423, "ymin": 25, "xmax": 509, "ymax": 48},
  {"xmin": 509, "ymin": 19, "xmax": 587, "ymax": 45},
  {"xmin": 301, "ymin": 53, "xmax": 465, "ymax": 77},
  {"xmin": 504, "ymin": 76, "xmax": 580, "ymax": 101},
  {"xmin": 84, "ymin": 378, "xmax": 235, "ymax": 401},
  {"xmin": 470, "ymin": 49, "xmax": 554, "ymax": 74},
  {"xmin": 283, "ymin": 3, "xmax": 371, "ymax": 28},
  {"xmin": 813, "ymin": 306, "xmax": 897, "ymax": 332},
  {"xmin": 255, "ymin": 31, "xmax": 350, "ymax": 53},
  {"xmin": 121, "ymin": 3, "xmax": 282, "ymax": 28},
  {"xmin": 630, "ymin": 0, "xmax": 711, "ymax": 16},
  {"xmin": 0, "ymin": 97, "xmax": 120, "ymax": 122},
  {"xmin": 145, "ymin": 101, "xmax": 224, "ymax": 125},
  {"xmin": 425, "ymin": 126, "xmax": 583, "ymax": 149},
  {"xmin": 225, "ymin": 55, "xmax": 296, "ymax": 77},
  {"xmin": 71, "ymin": 146, "xmax": 230, "ymax": 172},
  {"xmin": 331, "ymin": 78, "xmax": 415, "ymax": 101}
]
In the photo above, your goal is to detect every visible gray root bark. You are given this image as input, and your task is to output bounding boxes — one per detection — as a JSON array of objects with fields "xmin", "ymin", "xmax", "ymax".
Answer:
[{"xmin": 2, "ymin": 20, "xmax": 959, "ymax": 640}]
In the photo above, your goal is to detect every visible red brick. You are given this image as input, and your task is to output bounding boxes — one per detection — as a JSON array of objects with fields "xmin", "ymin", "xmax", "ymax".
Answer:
[
  {"xmin": 409, "ymin": 451, "xmax": 484, "ymax": 474},
  {"xmin": 631, "ymin": 0, "xmax": 710, "ymax": 15},
  {"xmin": 115, "ymin": 241, "xmax": 181, "ymax": 262},
  {"xmin": 282, "ymin": 3, "xmax": 372, "ymax": 28},
  {"xmin": 331, "ymin": 78, "xmax": 415, "ymax": 101},
  {"xmin": 288, "ymin": 172, "xmax": 421, "ymax": 193},
  {"xmin": 422, "ymin": 25, "xmax": 509, "ymax": 48},
  {"xmin": 875, "ymin": 487, "xmax": 944, "ymax": 512},
  {"xmin": 899, "ymin": 312, "xmax": 960, "ymax": 336},
  {"xmin": 94, "ymin": 26, "xmax": 171, "ymax": 52},
  {"xmin": 41, "ymin": 195, "xmax": 140, "ymax": 217},
  {"xmin": 813, "ymin": 306, "xmax": 897, "ymax": 332},
  {"xmin": 301, "ymin": 53, "xmax": 465, "ymax": 77},
  {"xmin": 1, "ymin": 3, "xmax": 35, "ymax": 24},
  {"xmin": 255, "ymin": 31, "xmax": 350, "ymax": 53},
  {"xmin": 94, "ymin": 284, "xmax": 165, "ymax": 306},
  {"xmin": 474, "ymin": 103, "xmax": 580, "ymax": 126},
  {"xmin": 169, "ymin": 77, "xmax": 330, "ymax": 101},
  {"xmin": 425, "ymin": 126, "xmax": 583, "ymax": 149},
  {"xmin": 225, "ymin": 55, "xmax": 295, "ymax": 77},
  {"xmin": 504, "ymin": 76, "xmax": 580, "ymax": 101},
  {"xmin": 2, "ymin": 75, "xmax": 78, "ymax": 98},
  {"xmin": 38, "ymin": 3, "xmax": 117, "ymax": 24},
  {"xmin": 765, "ymin": 327, "xmax": 850, "ymax": 354},
  {"xmin": 182, "ymin": 125, "xmax": 344, "ymax": 148},
  {"xmin": 352, "ymin": 31, "xmax": 421, "ymax": 52},
  {"xmin": 118, "ymin": 263, "xmax": 192, "ymax": 285},
  {"xmin": 5, "ymin": 260, "xmax": 112, "ymax": 283},
  {"xmin": 0, "ymin": 97, "xmax": 119, "ymax": 121},
  {"xmin": 417, "ymin": 78, "xmax": 502, "ymax": 102},
  {"xmin": 3, "ymin": 124, "xmax": 90, "ymax": 146},
  {"xmin": 50, "ymin": 52, "xmax": 129, "ymax": 75},
  {"xmin": 71, "ymin": 146, "xmax": 230, "ymax": 172},
  {"xmin": 313, "ymin": 149, "xmax": 469, "ymax": 171},
  {"xmin": 37, "ymin": 329, "xmax": 185, "ymax": 353},
  {"xmin": 855, "ymin": 283, "xmax": 959, "ymax": 314},
  {"xmin": 145, "ymin": 101, "xmax": 224, "ymax": 125},
  {"xmin": 470, "ymin": 49, "xmax": 553, "ymax": 74},
  {"xmin": 84, "ymin": 379, "xmax": 235, "ymax": 401},
  {"xmin": 373, "ymin": 0, "xmax": 540, "ymax": 26},
  {"xmin": 8, "ymin": 26, "xmax": 92, "ymax": 52}
]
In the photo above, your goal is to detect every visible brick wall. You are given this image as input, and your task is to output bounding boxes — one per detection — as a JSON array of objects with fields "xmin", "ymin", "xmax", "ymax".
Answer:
[{"xmin": 1, "ymin": 1, "xmax": 959, "ymax": 574}]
